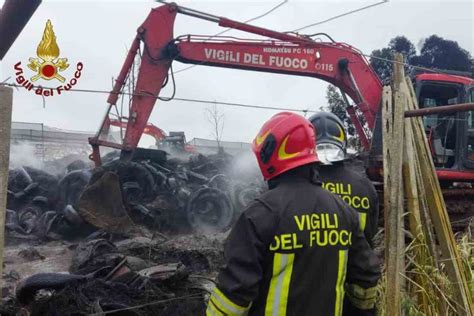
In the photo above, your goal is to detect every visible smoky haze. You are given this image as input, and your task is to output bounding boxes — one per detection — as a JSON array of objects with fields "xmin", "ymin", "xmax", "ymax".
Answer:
[
  {"xmin": 9, "ymin": 143, "xmax": 44, "ymax": 169},
  {"xmin": 226, "ymin": 150, "xmax": 261, "ymax": 183}
]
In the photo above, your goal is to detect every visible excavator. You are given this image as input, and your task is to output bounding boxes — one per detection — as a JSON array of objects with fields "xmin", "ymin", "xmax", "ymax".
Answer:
[
  {"xmin": 106, "ymin": 118, "xmax": 193, "ymax": 152},
  {"xmin": 107, "ymin": 118, "xmax": 166, "ymax": 143},
  {"xmin": 88, "ymin": 2, "xmax": 474, "ymax": 228}
]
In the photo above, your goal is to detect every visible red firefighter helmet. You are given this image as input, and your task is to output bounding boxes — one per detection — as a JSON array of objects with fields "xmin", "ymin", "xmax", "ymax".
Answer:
[{"xmin": 252, "ymin": 112, "xmax": 319, "ymax": 180}]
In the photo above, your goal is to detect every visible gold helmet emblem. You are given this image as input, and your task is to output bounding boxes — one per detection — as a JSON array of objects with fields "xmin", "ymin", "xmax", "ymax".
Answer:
[{"xmin": 27, "ymin": 20, "xmax": 69, "ymax": 82}]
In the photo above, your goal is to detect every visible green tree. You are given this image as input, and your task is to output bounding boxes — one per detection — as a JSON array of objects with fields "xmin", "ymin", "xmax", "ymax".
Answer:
[
  {"xmin": 324, "ymin": 85, "xmax": 364, "ymax": 150},
  {"xmin": 412, "ymin": 35, "xmax": 472, "ymax": 72},
  {"xmin": 370, "ymin": 35, "xmax": 473, "ymax": 81},
  {"xmin": 325, "ymin": 85, "xmax": 354, "ymax": 136},
  {"xmin": 370, "ymin": 36, "xmax": 416, "ymax": 82}
]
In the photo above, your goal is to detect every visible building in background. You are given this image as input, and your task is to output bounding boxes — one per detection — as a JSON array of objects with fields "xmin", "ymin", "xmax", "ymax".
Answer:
[
  {"xmin": 10, "ymin": 121, "xmax": 97, "ymax": 161},
  {"xmin": 10, "ymin": 121, "xmax": 251, "ymax": 162},
  {"xmin": 187, "ymin": 137, "xmax": 251, "ymax": 155}
]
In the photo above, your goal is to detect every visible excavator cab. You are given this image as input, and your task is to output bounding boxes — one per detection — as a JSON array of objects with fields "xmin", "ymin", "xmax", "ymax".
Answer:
[{"xmin": 415, "ymin": 73, "xmax": 474, "ymax": 173}]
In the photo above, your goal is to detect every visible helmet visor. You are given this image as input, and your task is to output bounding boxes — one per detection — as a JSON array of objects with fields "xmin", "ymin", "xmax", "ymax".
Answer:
[{"xmin": 316, "ymin": 143, "xmax": 345, "ymax": 165}]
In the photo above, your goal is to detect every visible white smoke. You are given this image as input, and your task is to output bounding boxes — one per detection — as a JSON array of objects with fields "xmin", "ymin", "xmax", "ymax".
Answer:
[
  {"xmin": 227, "ymin": 150, "xmax": 262, "ymax": 183},
  {"xmin": 9, "ymin": 142, "xmax": 44, "ymax": 169}
]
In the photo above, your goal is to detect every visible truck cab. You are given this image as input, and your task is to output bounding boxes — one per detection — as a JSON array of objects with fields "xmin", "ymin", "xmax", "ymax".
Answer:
[
  {"xmin": 415, "ymin": 73, "xmax": 474, "ymax": 178},
  {"xmin": 368, "ymin": 73, "xmax": 474, "ymax": 183}
]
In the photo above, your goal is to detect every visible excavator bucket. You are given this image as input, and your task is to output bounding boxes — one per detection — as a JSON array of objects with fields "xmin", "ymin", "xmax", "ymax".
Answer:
[{"xmin": 76, "ymin": 171, "xmax": 138, "ymax": 234}]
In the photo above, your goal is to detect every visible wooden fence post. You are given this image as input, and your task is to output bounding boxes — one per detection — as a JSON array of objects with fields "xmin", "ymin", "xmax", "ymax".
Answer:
[{"xmin": 0, "ymin": 86, "xmax": 13, "ymax": 288}]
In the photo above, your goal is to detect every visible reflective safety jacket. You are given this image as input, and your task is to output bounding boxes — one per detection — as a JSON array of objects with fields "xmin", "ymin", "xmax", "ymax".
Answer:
[
  {"xmin": 206, "ymin": 166, "xmax": 381, "ymax": 316},
  {"xmin": 318, "ymin": 161, "xmax": 379, "ymax": 244}
]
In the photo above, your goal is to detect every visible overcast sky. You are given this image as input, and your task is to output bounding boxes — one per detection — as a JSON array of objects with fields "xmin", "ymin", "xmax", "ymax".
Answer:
[{"xmin": 1, "ymin": 0, "xmax": 472, "ymax": 147}]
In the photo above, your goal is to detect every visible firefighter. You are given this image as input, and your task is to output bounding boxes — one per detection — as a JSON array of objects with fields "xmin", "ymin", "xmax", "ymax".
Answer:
[
  {"xmin": 309, "ymin": 111, "xmax": 379, "ymax": 245},
  {"xmin": 206, "ymin": 112, "xmax": 380, "ymax": 316}
]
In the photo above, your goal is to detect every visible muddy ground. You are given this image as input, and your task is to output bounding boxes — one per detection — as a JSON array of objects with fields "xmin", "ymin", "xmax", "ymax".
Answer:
[
  {"xmin": 1, "ymin": 233, "xmax": 227, "ymax": 315},
  {"xmin": 1, "ymin": 149, "xmax": 258, "ymax": 315}
]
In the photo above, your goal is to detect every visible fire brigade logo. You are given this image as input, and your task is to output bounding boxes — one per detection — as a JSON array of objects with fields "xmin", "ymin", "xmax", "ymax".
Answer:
[
  {"xmin": 28, "ymin": 20, "xmax": 69, "ymax": 82},
  {"xmin": 13, "ymin": 20, "xmax": 84, "ymax": 97}
]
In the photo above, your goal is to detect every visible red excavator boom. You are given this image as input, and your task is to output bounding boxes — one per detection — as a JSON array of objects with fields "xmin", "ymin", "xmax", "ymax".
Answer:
[
  {"xmin": 106, "ymin": 117, "xmax": 167, "ymax": 143},
  {"xmin": 89, "ymin": 3, "xmax": 383, "ymax": 164},
  {"xmin": 88, "ymin": 3, "xmax": 474, "ymax": 185}
]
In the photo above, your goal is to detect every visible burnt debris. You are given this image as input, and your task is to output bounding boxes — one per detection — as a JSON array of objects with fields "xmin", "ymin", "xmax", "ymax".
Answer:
[
  {"xmin": 7, "ymin": 235, "xmax": 211, "ymax": 315},
  {"xmin": 2, "ymin": 149, "xmax": 262, "ymax": 315},
  {"xmin": 5, "ymin": 150, "xmax": 263, "ymax": 241}
]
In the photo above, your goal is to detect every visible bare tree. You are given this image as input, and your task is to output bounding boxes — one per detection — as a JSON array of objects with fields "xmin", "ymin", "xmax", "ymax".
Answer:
[{"xmin": 205, "ymin": 103, "xmax": 225, "ymax": 151}]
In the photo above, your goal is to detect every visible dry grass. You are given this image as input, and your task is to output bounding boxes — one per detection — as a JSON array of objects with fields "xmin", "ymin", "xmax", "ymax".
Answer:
[{"xmin": 376, "ymin": 223, "xmax": 473, "ymax": 315}]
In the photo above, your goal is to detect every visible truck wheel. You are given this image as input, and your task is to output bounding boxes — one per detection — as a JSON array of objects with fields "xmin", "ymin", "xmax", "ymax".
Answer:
[{"xmin": 186, "ymin": 187, "xmax": 233, "ymax": 233}]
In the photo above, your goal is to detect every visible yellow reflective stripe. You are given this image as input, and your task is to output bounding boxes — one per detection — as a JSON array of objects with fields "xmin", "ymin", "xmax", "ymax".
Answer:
[
  {"xmin": 278, "ymin": 136, "xmax": 300, "ymax": 160},
  {"xmin": 210, "ymin": 287, "xmax": 250, "ymax": 316},
  {"xmin": 332, "ymin": 124, "xmax": 345, "ymax": 142},
  {"xmin": 345, "ymin": 283, "xmax": 377, "ymax": 310},
  {"xmin": 265, "ymin": 253, "xmax": 295, "ymax": 316},
  {"xmin": 209, "ymin": 297, "xmax": 227, "ymax": 316},
  {"xmin": 334, "ymin": 250, "xmax": 348, "ymax": 316},
  {"xmin": 206, "ymin": 308, "xmax": 216, "ymax": 316},
  {"xmin": 279, "ymin": 254, "xmax": 294, "ymax": 316},
  {"xmin": 347, "ymin": 283, "xmax": 377, "ymax": 300},
  {"xmin": 256, "ymin": 130, "xmax": 271, "ymax": 146},
  {"xmin": 265, "ymin": 253, "xmax": 281, "ymax": 316},
  {"xmin": 358, "ymin": 212, "xmax": 367, "ymax": 231},
  {"xmin": 206, "ymin": 299, "xmax": 225, "ymax": 316}
]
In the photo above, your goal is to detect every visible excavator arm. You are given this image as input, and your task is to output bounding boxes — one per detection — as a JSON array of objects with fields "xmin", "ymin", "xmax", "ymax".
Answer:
[
  {"xmin": 171, "ymin": 37, "xmax": 382, "ymax": 129},
  {"xmin": 89, "ymin": 3, "xmax": 382, "ymax": 165},
  {"xmin": 106, "ymin": 118, "xmax": 166, "ymax": 142}
]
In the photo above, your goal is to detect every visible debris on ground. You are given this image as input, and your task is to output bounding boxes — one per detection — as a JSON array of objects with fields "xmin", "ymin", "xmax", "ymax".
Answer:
[
  {"xmin": 1, "ymin": 231, "xmax": 224, "ymax": 315},
  {"xmin": 5, "ymin": 149, "xmax": 263, "ymax": 241},
  {"xmin": 2, "ymin": 149, "xmax": 260, "ymax": 315}
]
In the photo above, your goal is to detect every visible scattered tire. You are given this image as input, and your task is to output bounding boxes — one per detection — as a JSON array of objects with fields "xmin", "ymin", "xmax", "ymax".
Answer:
[{"xmin": 186, "ymin": 187, "xmax": 233, "ymax": 233}]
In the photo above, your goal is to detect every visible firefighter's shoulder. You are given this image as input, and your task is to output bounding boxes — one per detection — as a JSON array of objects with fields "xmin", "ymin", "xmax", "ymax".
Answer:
[{"xmin": 319, "ymin": 184, "xmax": 361, "ymax": 229}]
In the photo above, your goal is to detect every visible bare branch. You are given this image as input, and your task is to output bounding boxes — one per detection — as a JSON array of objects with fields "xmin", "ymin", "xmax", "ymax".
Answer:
[{"xmin": 205, "ymin": 103, "xmax": 225, "ymax": 150}]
